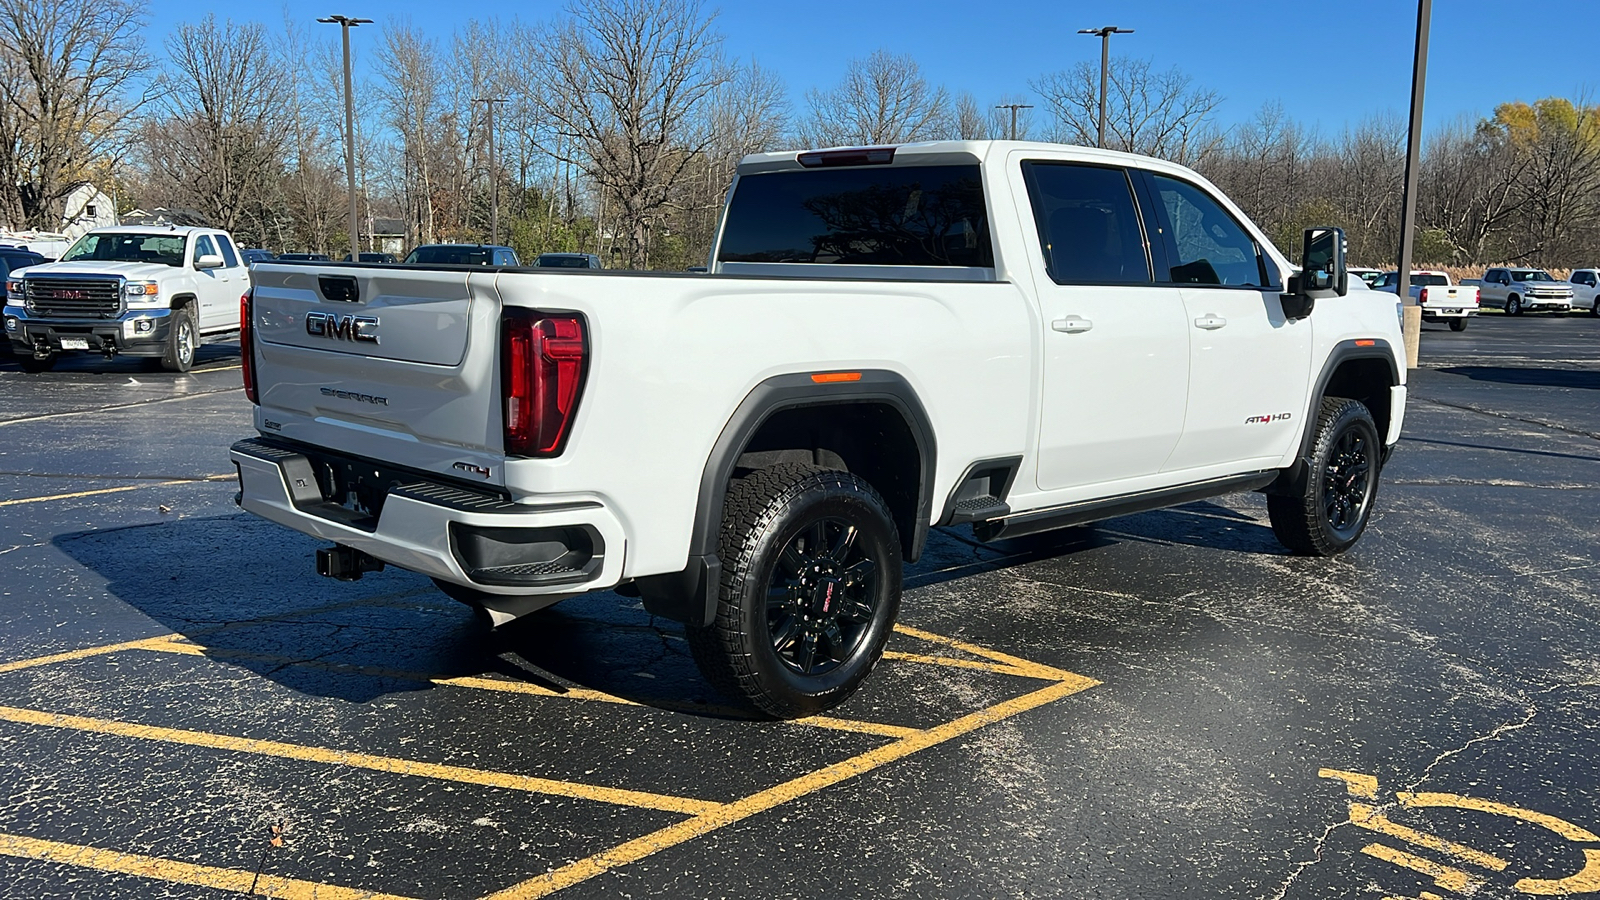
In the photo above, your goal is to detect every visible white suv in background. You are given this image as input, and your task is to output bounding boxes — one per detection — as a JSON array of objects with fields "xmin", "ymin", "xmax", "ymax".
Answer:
[{"xmin": 1566, "ymin": 269, "xmax": 1600, "ymax": 316}]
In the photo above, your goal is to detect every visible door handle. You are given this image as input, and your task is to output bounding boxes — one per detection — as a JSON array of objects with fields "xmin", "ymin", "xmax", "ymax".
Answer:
[
  {"xmin": 1051, "ymin": 316, "xmax": 1093, "ymax": 334},
  {"xmin": 1194, "ymin": 314, "xmax": 1227, "ymax": 330}
]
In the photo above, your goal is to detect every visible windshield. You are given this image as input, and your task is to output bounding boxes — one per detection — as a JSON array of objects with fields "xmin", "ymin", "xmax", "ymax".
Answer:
[
  {"xmin": 61, "ymin": 233, "xmax": 186, "ymax": 267},
  {"xmin": 536, "ymin": 254, "xmax": 591, "ymax": 268},
  {"xmin": 405, "ymin": 246, "xmax": 494, "ymax": 265},
  {"xmin": 1510, "ymin": 270, "xmax": 1553, "ymax": 282}
]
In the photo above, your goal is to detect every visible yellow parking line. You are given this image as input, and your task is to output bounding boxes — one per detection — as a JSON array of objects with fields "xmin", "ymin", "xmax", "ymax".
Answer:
[
  {"xmin": 892, "ymin": 623, "xmax": 1082, "ymax": 681},
  {"xmin": 0, "ymin": 635, "xmax": 185, "ymax": 675},
  {"xmin": 0, "ymin": 473, "xmax": 234, "ymax": 507},
  {"xmin": 481, "ymin": 673, "xmax": 1099, "ymax": 899},
  {"xmin": 0, "ymin": 832, "xmax": 415, "ymax": 900},
  {"xmin": 1361, "ymin": 843, "xmax": 1482, "ymax": 893},
  {"xmin": 134, "ymin": 641, "xmax": 921, "ymax": 739},
  {"xmin": 879, "ymin": 650, "xmax": 1036, "ymax": 678},
  {"xmin": 0, "ymin": 706, "xmax": 720, "ymax": 816}
]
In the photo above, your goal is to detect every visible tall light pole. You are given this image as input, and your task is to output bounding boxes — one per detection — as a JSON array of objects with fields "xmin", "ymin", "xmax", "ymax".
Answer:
[
  {"xmin": 1395, "ymin": 0, "xmax": 1432, "ymax": 369},
  {"xmin": 1078, "ymin": 26, "xmax": 1133, "ymax": 149},
  {"xmin": 475, "ymin": 97, "xmax": 507, "ymax": 246},
  {"xmin": 994, "ymin": 103, "xmax": 1034, "ymax": 141},
  {"xmin": 318, "ymin": 15, "xmax": 371, "ymax": 259}
]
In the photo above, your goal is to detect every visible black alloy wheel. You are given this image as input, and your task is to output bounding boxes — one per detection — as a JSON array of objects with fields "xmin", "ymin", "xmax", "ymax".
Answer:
[
  {"xmin": 766, "ymin": 517, "xmax": 879, "ymax": 678},
  {"xmin": 1267, "ymin": 397, "xmax": 1382, "ymax": 556},
  {"xmin": 688, "ymin": 463, "xmax": 902, "ymax": 718}
]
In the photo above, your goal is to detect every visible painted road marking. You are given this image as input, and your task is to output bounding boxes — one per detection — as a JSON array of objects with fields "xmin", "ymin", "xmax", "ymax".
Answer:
[
  {"xmin": 0, "ymin": 622, "xmax": 1098, "ymax": 898},
  {"xmin": 482, "ymin": 675, "xmax": 1098, "ymax": 900},
  {"xmin": 0, "ymin": 385, "xmax": 242, "ymax": 427},
  {"xmin": 1321, "ymin": 768, "xmax": 1600, "ymax": 895},
  {"xmin": 0, "ymin": 705, "xmax": 721, "ymax": 815},
  {"xmin": 0, "ymin": 472, "xmax": 234, "ymax": 507},
  {"xmin": 0, "ymin": 832, "xmax": 417, "ymax": 900}
]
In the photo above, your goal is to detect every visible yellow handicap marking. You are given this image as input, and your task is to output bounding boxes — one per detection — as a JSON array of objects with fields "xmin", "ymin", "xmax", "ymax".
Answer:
[{"xmin": 1320, "ymin": 768, "xmax": 1600, "ymax": 896}]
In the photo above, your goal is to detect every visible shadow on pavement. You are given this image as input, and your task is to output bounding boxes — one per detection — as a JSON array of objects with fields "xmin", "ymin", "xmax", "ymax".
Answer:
[{"xmin": 1436, "ymin": 366, "xmax": 1600, "ymax": 391}]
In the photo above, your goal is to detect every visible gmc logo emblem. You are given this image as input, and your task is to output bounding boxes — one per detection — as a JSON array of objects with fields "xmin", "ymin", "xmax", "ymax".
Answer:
[
  {"xmin": 50, "ymin": 290, "xmax": 89, "ymax": 299},
  {"xmin": 305, "ymin": 311, "xmax": 379, "ymax": 343}
]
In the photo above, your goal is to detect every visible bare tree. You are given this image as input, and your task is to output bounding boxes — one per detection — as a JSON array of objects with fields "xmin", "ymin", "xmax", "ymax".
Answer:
[
  {"xmin": 954, "ymin": 93, "xmax": 989, "ymax": 141},
  {"xmin": 531, "ymin": 0, "xmax": 729, "ymax": 269},
  {"xmin": 141, "ymin": 15, "xmax": 288, "ymax": 242},
  {"xmin": 1032, "ymin": 57, "xmax": 1221, "ymax": 164},
  {"xmin": 376, "ymin": 22, "xmax": 447, "ymax": 246},
  {"xmin": 803, "ymin": 50, "xmax": 950, "ymax": 147},
  {"xmin": 0, "ymin": 0, "xmax": 152, "ymax": 228}
]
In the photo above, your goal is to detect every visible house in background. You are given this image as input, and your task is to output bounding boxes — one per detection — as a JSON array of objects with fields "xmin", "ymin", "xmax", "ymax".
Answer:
[
  {"xmin": 120, "ymin": 207, "xmax": 207, "ymax": 227},
  {"xmin": 370, "ymin": 216, "xmax": 406, "ymax": 256},
  {"xmin": 61, "ymin": 185, "xmax": 118, "ymax": 239}
]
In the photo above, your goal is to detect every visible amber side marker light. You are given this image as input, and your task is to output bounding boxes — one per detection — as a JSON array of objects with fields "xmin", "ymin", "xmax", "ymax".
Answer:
[
  {"xmin": 811, "ymin": 372, "xmax": 862, "ymax": 384},
  {"xmin": 1355, "ymin": 339, "xmax": 1377, "ymax": 347}
]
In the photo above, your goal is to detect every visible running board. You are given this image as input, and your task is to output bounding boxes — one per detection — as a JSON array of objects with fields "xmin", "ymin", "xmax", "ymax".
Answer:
[{"xmin": 972, "ymin": 471, "xmax": 1277, "ymax": 542}]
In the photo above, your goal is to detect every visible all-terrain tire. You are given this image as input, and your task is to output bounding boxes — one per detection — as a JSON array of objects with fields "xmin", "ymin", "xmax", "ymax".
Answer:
[
  {"xmin": 1267, "ymin": 397, "xmax": 1382, "ymax": 557},
  {"xmin": 161, "ymin": 305, "xmax": 197, "ymax": 373},
  {"xmin": 686, "ymin": 463, "xmax": 902, "ymax": 718}
]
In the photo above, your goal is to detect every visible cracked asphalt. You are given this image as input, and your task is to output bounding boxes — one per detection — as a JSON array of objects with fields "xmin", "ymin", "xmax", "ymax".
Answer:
[{"xmin": 0, "ymin": 310, "xmax": 1596, "ymax": 899}]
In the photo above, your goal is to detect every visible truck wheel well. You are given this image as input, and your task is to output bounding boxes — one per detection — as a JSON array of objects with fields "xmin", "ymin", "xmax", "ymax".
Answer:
[
  {"xmin": 170, "ymin": 294, "xmax": 196, "ymax": 309},
  {"xmin": 1323, "ymin": 358, "xmax": 1393, "ymax": 441},
  {"xmin": 735, "ymin": 402, "xmax": 922, "ymax": 560}
]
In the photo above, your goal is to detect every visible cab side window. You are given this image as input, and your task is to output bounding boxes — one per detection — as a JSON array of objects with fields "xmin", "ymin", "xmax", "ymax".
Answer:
[
  {"xmin": 1149, "ymin": 174, "xmax": 1273, "ymax": 288},
  {"xmin": 1021, "ymin": 161, "xmax": 1150, "ymax": 285},
  {"xmin": 192, "ymin": 235, "xmax": 217, "ymax": 263},
  {"xmin": 215, "ymin": 235, "xmax": 241, "ymax": 268}
]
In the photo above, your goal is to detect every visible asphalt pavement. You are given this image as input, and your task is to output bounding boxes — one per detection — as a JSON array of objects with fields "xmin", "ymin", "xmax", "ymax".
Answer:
[{"xmin": 0, "ymin": 310, "xmax": 1595, "ymax": 899}]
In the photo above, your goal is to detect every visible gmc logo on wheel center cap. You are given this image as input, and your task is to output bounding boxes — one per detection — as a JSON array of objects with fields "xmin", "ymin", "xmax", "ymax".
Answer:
[{"xmin": 305, "ymin": 311, "xmax": 379, "ymax": 343}]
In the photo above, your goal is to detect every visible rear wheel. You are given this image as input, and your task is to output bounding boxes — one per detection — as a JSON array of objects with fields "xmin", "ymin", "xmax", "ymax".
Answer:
[
  {"xmin": 1506, "ymin": 295, "xmax": 1523, "ymax": 316},
  {"xmin": 161, "ymin": 306, "xmax": 196, "ymax": 372},
  {"xmin": 687, "ymin": 463, "xmax": 902, "ymax": 718},
  {"xmin": 1268, "ymin": 397, "xmax": 1381, "ymax": 556},
  {"xmin": 1449, "ymin": 317, "xmax": 1467, "ymax": 332}
]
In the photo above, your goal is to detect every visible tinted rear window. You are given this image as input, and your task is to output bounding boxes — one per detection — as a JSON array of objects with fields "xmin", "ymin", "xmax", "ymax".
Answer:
[
  {"xmin": 406, "ymin": 246, "xmax": 496, "ymax": 265},
  {"xmin": 537, "ymin": 254, "xmax": 592, "ymax": 268},
  {"xmin": 718, "ymin": 165, "xmax": 993, "ymax": 267}
]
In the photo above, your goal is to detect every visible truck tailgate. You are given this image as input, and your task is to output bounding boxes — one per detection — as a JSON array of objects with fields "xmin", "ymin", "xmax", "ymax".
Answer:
[{"xmin": 250, "ymin": 265, "xmax": 506, "ymax": 483}]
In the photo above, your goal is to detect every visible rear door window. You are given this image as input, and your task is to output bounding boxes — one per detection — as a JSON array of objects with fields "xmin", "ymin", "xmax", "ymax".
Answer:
[
  {"xmin": 1021, "ymin": 162, "xmax": 1150, "ymax": 284},
  {"xmin": 717, "ymin": 164, "xmax": 993, "ymax": 267},
  {"xmin": 1148, "ymin": 174, "xmax": 1274, "ymax": 288},
  {"xmin": 215, "ymin": 235, "xmax": 240, "ymax": 268}
]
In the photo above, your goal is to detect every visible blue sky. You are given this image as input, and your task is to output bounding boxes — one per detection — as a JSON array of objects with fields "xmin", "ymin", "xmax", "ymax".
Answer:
[{"xmin": 145, "ymin": 0, "xmax": 1589, "ymax": 136}]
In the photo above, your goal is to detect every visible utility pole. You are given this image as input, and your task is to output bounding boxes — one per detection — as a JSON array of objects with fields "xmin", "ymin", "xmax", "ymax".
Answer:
[
  {"xmin": 1078, "ymin": 26, "xmax": 1133, "ymax": 149},
  {"xmin": 994, "ymin": 103, "xmax": 1034, "ymax": 141},
  {"xmin": 475, "ymin": 97, "xmax": 508, "ymax": 245},
  {"xmin": 318, "ymin": 14, "xmax": 371, "ymax": 260},
  {"xmin": 1395, "ymin": 0, "xmax": 1431, "ymax": 369}
]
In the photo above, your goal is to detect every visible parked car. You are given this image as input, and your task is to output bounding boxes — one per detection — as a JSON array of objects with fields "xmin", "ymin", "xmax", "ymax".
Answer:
[
  {"xmin": 343, "ymin": 252, "xmax": 397, "ymax": 264},
  {"xmin": 1371, "ymin": 269, "xmax": 1479, "ymax": 331},
  {"xmin": 241, "ymin": 249, "xmax": 276, "ymax": 265},
  {"xmin": 534, "ymin": 252, "xmax": 603, "ymax": 269},
  {"xmin": 232, "ymin": 139, "xmax": 1405, "ymax": 718},
  {"xmin": 278, "ymin": 252, "xmax": 333, "ymax": 262},
  {"xmin": 1565, "ymin": 268, "xmax": 1600, "ymax": 316},
  {"xmin": 0, "ymin": 245, "xmax": 46, "ymax": 280},
  {"xmin": 403, "ymin": 244, "xmax": 519, "ymax": 266},
  {"xmin": 4, "ymin": 226, "xmax": 250, "ymax": 372},
  {"xmin": 1478, "ymin": 267, "xmax": 1574, "ymax": 315},
  {"xmin": 1349, "ymin": 267, "xmax": 1384, "ymax": 287}
]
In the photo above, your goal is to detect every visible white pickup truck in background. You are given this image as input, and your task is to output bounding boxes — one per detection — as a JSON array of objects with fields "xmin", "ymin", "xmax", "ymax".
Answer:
[
  {"xmin": 231, "ymin": 140, "xmax": 1406, "ymax": 717},
  {"xmin": 1477, "ymin": 267, "xmax": 1575, "ymax": 315},
  {"xmin": 1565, "ymin": 268, "xmax": 1600, "ymax": 316},
  {"xmin": 1371, "ymin": 269, "xmax": 1479, "ymax": 331}
]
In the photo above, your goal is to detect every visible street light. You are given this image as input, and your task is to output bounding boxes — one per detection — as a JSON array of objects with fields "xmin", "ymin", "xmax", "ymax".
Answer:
[
  {"xmin": 1395, "ymin": 0, "xmax": 1432, "ymax": 370},
  {"xmin": 994, "ymin": 103, "xmax": 1034, "ymax": 141},
  {"xmin": 474, "ymin": 97, "xmax": 507, "ymax": 246},
  {"xmin": 1077, "ymin": 26, "xmax": 1133, "ymax": 149},
  {"xmin": 318, "ymin": 14, "xmax": 372, "ymax": 259}
]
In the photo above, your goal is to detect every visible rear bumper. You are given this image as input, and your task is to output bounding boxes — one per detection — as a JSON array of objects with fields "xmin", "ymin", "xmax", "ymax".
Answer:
[
  {"xmin": 1419, "ymin": 306, "xmax": 1477, "ymax": 318},
  {"xmin": 230, "ymin": 437, "xmax": 625, "ymax": 596},
  {"xmin": 4, "ymin": 305, "xmax": 174, "ymax": 356}
]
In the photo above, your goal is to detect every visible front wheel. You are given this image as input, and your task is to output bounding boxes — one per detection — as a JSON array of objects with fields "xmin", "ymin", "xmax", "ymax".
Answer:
[
  {"xmin": 1449, "ymin": 317, "xmax": 1467, "ymax": 332},
  {"xmin": 687, "ymin": 463, "xmax": 902, "ymax": 718},
  {"xmin": 17, "ymin": 353, "xmax": 55, "ymax": 373},
  {"xmin": 1268, "ymin": 397, "xmax": 1382, "ymax": 556},
  {"xmin": 161, "ymin": 306, "xmax": 196, "ymax": 372},
  {"xmin": 1507, "ymin": 295, "xmax": 1523, "ymax": 316},
  {"xmin": 1589, "ymin": 301, "xmax": 1599, "ymax": 318}
]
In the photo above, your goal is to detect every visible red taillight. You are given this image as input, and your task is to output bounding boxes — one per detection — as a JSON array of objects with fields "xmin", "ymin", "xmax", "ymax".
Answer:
[
  {"xmin": 240, "ymin": 291, "xmax": 258, "ymax": 404},
  {"xmin": 1418, "ymin": 287, "xmax": 1428, "ymax": 304},
  {"xmin": 501, "ymin": 310, "xmax": 586, "ymax": 456}
]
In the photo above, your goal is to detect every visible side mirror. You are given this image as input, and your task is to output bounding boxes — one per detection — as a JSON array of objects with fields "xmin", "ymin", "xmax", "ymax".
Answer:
[
  {"xmin": 1282, "ymin": 226, "xmax": 1347, "ymax": 319},
  {"xmin": 195, "ymin": 254, "xmax": 225, "ymax": 270}
]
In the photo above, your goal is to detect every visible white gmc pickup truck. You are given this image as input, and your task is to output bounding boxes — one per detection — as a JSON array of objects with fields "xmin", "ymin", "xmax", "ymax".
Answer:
[{"xmin": 231, "ymin": 141, "xmax": 1406, "ymax": 717}]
